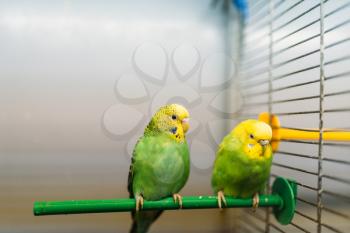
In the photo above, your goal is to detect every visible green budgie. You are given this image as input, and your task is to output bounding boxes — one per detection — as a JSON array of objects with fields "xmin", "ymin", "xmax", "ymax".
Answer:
[
  {"xmin": 128, "ymin": 104, "xmax": 190, "ymax": 233},
  {"xmin": 211, "ymin": 119, "xmax": 273, "ymax": 210}
]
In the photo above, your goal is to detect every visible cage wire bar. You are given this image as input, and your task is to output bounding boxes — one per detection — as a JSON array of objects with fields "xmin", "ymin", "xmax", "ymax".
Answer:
[
  {"xmin": 317, "ymin": 2, "xmax": 325, "ymax": 233},
  {"xmin": 238, "ymin": 0, "xmax": 350, "ymax": 232}
]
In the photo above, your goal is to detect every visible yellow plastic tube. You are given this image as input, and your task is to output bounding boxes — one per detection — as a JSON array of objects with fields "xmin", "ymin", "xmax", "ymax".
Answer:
[{"xmin": 258, "ymin": 112, "xmax": 350, "ymax": 151}]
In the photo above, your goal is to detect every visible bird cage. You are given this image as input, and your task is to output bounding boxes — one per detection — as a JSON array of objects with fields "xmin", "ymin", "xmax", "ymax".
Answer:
[
  {"xmin": 237, "ymin": 0, "xmax": 350, "ymax": 232},
  {"xmin": 15, "ymin": 1, "xmax": 348, "ymax": 232}
]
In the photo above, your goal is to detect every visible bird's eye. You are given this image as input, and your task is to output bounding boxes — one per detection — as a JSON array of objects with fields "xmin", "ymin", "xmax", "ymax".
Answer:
[
  {"xmin": 250, "ymin": 134, "xmax": 254, "ymax": 139},
  {"xmin": 171, "ymin": 115, "xmax": 177, "ymax": 120}
]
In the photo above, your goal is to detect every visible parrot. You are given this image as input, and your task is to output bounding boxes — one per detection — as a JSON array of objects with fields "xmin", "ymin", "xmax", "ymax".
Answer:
[
  {"xmin": 128, "ymin": 103, "xmax": 190, "ymax": 233},
  {"xmin": 211, "ymin": 119, "xmax": 273, "ymax": 210}
]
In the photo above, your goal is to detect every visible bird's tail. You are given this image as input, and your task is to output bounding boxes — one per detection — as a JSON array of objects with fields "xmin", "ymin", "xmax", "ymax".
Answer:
[{"xmin": 129, "ymin": 210, "xmax": 163, "ymax": 233}]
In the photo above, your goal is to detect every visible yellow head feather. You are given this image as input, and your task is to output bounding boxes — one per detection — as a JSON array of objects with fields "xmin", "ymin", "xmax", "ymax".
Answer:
[
  {"xmin": 231, "ymin": 119, "xmax": 272, "ymax": 160},
  {"xmin": 145, "ymin": 104, "xmax": 190, "ymax": 143}
]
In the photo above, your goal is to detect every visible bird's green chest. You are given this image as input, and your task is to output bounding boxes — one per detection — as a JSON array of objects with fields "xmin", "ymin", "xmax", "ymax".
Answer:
[
  {"xmin": 212, "ymin": 146, "xmax": 272, "ymax": 198},
  {"xmin": 132, "ymin": 136, "xmax": 190, "ymax": 200},
  {"xmin": 227, "ymin": 159, "xmax": 271, "ymax": 197},
  {"xmin": 151, "ymin": 149, "xmax": 187, "ymax": 186}
]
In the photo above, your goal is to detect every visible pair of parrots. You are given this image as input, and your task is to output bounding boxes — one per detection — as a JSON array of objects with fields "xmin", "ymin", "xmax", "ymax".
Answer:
[{"xmin": 128, "ymin": 104, "xmax": 273, "ymax": 233}]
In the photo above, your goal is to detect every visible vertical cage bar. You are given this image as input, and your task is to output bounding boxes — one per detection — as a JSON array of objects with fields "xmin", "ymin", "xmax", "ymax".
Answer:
[
  {"xmin": 223, "ymin": 0, "xmax": 231, "ymax": 134},
  {"xmin": 265, "ymin": 0, "xmax": 274, "ymax": 232},
  {"xmin": 267, "ymin": 0, "xmax": 273, "ymax": 118},
  {"xmin": 317, "ymin": 0, "xmax": 325, "ymax": 232}
]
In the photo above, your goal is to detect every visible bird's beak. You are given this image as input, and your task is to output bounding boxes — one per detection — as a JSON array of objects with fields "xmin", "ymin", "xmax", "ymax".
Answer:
[
  {"xmin": 259, "ymin": 139, "xmax": 269, "ymax": 146},
  {"xmin": 182, "ymin": 118, "xmax": 190, "ymax": 133}
]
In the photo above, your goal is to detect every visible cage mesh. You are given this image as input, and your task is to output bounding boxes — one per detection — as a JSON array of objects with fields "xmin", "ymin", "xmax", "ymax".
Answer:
[{"xmin": 237, "ymin": 0, "xmax": 350, "ymax": 232}]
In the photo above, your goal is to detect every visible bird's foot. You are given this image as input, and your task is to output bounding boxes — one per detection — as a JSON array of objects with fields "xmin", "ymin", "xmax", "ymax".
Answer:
[
  {"xmin": 173, "ymin": 193, "xmax": 183, "ymax": 209},
  {"xmin": 252, "ymin": 193, "xmax": 259, "ymax": 212},
  {"xmin": 135, "ymin": 195, "xmax": 144, "ymax": 211},
  {"xmin": 217, "ymin": 191, "xmax": 227, "ymax": 209}
]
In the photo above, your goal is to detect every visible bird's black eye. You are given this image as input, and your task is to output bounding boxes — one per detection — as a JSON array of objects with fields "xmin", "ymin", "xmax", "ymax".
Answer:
[
  {"xmin": 250, "ymin": 134, "xmax": 254, "ymax": 139},
  {"xmin": 171, "ymin": 115, "xmax": 177, "ymax": 120}
]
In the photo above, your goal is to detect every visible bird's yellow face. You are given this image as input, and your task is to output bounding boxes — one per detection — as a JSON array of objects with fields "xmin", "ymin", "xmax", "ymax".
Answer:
[
  {"xmin": 234, "ymin": 120, "xmax": 273, "ymax": 160},
  {"xmin": 147, "ymin": 104, "xmax": 190, "ymax": 143}
]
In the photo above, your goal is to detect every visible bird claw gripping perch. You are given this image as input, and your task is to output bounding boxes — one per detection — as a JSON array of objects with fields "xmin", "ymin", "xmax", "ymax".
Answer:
[
  {"xmin": 135, "ymin": 195, "xmax": 144, "ymax": 211},
  {"xmin": 252, "ymin": 193, "xmax": 259, "ymax": 212},
  {"xmin": 172, "ymin": 193, "xmax": 183, "ymax": 209},
  {"xmin": 217, "ymin": 191, "xmax": 227, "ymax": 209}
]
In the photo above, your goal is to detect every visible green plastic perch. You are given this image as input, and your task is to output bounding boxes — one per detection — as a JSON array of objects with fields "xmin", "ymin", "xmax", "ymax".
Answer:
[{"xmin": 33, "ymin": 177, "xmax": 297, "ymax": 225}]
